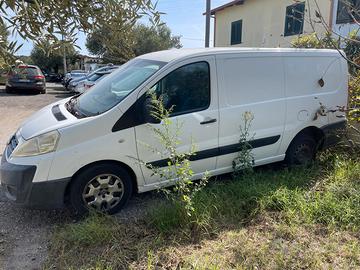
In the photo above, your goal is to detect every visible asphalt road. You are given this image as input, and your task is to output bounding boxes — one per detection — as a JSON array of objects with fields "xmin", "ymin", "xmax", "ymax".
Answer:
[{"xmin": 0, "ymin": 83, "xmax": 73, "ymax": 270}]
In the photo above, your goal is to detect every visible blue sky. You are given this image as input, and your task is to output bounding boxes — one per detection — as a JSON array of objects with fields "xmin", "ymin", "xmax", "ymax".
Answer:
[{"xmin": 12, "ymin": 0, "xmax": 230, "ymax": 56}]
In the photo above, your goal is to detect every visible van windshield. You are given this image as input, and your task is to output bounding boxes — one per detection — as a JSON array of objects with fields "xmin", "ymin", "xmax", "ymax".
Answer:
[{"xmin": 72, "ymin": 59, "xmax": 166, "ymax": 117}]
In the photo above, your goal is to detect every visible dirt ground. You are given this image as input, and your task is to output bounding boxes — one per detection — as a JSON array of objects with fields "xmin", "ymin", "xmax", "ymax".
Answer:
[
  {"xmin": 0, "ymin": 84, "xmax": 73, "ymax": 270},
  {"xmin": 0, "ymin": 84, "xmax": 157, "ymax": 269}
]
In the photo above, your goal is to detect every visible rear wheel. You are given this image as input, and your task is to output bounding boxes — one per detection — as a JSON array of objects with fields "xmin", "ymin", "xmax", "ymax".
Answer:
[
  {"xmin": 5, "ymin": 86, "xmax": 13, "ymax": 94},
  {"xmin": 285, "ymin": 134, "xmax": 317, "ymax": 166},
  {"xmin": 69, "ymin": 164, "xmax": 133, "ymax": 216}
]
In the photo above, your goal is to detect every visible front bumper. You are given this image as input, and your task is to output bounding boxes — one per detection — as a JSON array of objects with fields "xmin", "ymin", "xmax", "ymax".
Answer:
[{"xmin": 0, "ymin": 151, "xmax": 70, "ymax": 209}]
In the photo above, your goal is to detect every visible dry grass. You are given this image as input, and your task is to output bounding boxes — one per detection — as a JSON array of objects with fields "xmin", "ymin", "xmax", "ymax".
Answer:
[{"xmin": 45, "ymin": 149, "xmax": 360, "ymax": 270}]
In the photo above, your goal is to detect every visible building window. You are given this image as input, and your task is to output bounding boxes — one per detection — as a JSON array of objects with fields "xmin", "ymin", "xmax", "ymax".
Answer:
[
  {"xmin": 336, "ymin": 0, "xmax": 360, "ymax": 24},
  {"xmin": 231, "ymin": 20, "xmax": 242, "ymax": 45},
  {"xmin": 284, "ymin": 2, "xmax": 305, "ymax": 37}
]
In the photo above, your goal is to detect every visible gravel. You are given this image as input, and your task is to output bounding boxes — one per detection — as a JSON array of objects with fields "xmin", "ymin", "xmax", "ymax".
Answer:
[
  {"xmin": 0, "ymin": 84, "xmax": 158, "ymax": 269},
  {"xmin": 0, "ymin": 84, "xmax": 73, "ymax": 270}
]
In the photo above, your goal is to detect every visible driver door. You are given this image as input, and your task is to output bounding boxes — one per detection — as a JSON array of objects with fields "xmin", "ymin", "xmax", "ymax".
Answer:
[{"xmin": 135, "ymin": 57, "xmax": 219, "ymax": 187}]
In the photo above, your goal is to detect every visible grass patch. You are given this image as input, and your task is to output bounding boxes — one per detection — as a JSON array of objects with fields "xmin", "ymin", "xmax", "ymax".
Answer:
[
  {"xmin": 53, "ymin": 213, "xmax": 118, "ymax": 247},
  {"xmin": 149, "ymin": 151, "xmax": 360, "ymax": 233},
  {"xmin": 47, "ymin": 150, "xmax": 360, "ymax": 269},
  {"xmin": 148, "ymin": 165, "xmax": 318, "ymax": 233}
]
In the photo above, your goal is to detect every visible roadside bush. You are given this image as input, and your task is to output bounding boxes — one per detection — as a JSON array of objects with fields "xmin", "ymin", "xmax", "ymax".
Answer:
[
  {"xmin": 292, "ymin": 32, "xmax": 338, "ymax": 49},
  {"xmin": 349, "ymin": 71, "xmax": 360, "ymax": 123}
]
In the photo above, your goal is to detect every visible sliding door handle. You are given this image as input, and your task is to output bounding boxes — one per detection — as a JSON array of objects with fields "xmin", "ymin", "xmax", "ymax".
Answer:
[{"xmin": 200, "ymin": 118, "xmax": 217, "ymax": 125}]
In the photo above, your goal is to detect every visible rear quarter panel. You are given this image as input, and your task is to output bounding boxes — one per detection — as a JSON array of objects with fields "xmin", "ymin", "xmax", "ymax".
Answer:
[{"xmin": 278, "ymin": 54, "xmax": 348, "ymax": 154}]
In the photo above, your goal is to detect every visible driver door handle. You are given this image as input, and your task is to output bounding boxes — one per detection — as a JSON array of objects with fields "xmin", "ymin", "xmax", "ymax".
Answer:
[{"xmin": 200, "ymin": 118, "xmax": 217, "ymax": 125}]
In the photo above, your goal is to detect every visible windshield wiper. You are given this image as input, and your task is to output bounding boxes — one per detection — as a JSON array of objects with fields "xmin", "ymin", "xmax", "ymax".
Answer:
[{"xmin": 65, "ymin": 96, "xmax": 87, "ymax": 118}]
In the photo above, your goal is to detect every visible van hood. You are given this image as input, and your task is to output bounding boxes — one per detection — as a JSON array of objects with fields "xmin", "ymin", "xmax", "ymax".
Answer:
[{"xmin": 19, "ymin": 98, "xmax": 83, "ymax": 140}]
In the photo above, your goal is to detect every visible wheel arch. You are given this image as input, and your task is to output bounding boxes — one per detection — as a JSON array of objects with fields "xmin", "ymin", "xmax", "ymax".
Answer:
[
  {"xmin": 64, "ymin": 160, "xmax": 138, "ymax": 203},
  {"xmin": 286, "ymin": 126, "xmax": 325, "ymax": 155}
]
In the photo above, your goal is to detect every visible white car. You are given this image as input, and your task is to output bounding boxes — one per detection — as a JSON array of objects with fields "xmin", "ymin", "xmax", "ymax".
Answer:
[
  {"xmin": 75, "ymin": 70, "xmax": 114, "ymax": 94},
  {"xmin": 0, "ymin": 48, "xmax": 348, "ymax": 214},
  {"xmin": 69, "ymin": 66, "xmax": 119, "ymax": 92}
]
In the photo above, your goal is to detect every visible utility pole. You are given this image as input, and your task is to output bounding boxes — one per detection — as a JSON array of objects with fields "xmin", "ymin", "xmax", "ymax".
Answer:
[
  {"xmin": 62, "ymin": 34, "xmax": 67, "ymax": 74},
  {"xmin": 205, "ymin": 0, "xmax": 211, "ymax": 48}
]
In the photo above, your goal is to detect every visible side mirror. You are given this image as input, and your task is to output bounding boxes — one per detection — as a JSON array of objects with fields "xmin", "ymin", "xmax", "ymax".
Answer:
[{"xmin": 143, "ymin": 96, "xmax": 161, "ymax": 124}]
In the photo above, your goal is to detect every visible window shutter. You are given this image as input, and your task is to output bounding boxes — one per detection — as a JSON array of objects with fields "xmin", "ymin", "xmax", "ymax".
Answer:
[
  {"xmin": 284, "ymin": 2, "xmax": 305, "ymax": 36},
  {"xmin": 231, "ymin": 20, "xmax": 242, "ymax": 45}
]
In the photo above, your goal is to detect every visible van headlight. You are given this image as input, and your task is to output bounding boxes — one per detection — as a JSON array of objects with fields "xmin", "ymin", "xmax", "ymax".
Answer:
[{"xmin": 11, "ymin": 130, "xmax": 60, "ymax": 157}]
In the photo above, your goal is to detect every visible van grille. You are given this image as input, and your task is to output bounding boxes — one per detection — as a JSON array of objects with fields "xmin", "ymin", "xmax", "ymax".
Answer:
[{"xmin": 6, "ymin": 135, "xmax": 18, "ymax": 157}]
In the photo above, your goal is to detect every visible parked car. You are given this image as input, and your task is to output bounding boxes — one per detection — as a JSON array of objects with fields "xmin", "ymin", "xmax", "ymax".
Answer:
[
  {"xmin": 5, "ymin": 65, "xmax": 46, "ymax": 94},
  {"xmin": 63, "ymin": 70, "xmax": 87, "ymax": 88},
  {"xmin": 68, "ymin": 65, "xmax": 119, "ymax": 92},
  {"xmin": 74, "ymin": 70, "xmax": 116, "ymax": 93},
  {"xmin": 0, "ymin": 48, "xmax": 348, "ymax": 215},
  {"xmin": 44, "ymin": 72, "xmax": 63, "ymax": 83}
]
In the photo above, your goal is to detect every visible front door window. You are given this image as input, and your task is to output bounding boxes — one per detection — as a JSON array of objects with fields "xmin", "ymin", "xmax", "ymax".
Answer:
[{"xmin": 150, "ymin": 61, "xmax": 210, "ymax": 116}]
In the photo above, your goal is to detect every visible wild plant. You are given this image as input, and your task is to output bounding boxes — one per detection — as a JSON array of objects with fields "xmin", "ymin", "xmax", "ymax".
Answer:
[
  {"xmin": 140, "ymin": 92, "xmax": 209, "ymax": 217},
  {"xmin": 233, "ymin": 111, "xmax": 255, "ymax": 176}
]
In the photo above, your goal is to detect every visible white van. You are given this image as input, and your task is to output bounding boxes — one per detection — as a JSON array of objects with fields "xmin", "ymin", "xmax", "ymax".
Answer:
[{"xmin": 0, "ymin": 48, "xmax": 348, "ymax": 214}]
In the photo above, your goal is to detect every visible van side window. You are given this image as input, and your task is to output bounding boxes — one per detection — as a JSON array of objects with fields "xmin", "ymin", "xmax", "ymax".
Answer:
[{"xmin": 150, "ymin": 61, "xmax": 210, "ymax": 116}]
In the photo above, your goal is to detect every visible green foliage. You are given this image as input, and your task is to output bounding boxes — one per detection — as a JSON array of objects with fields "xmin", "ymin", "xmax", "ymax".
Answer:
[
  {"xmin": 292, "ymin": 32, "xmax": 339, "ymax": 49},
  {"xmin": 85, "ymin": 23, "xmax": 135, "ymax": 63},
  {"xmin": 344, "ymin": 30, "xmax": 360, "ymax": 72},
  {"xmin": 132, "ymin": 24, "xmax": 182, "ymax": 56},
  {"xmin": 259, "ymin": 154, "xmax": 360, "ymax": 230},
  {"xmin": 140, "ymin": 93, "xmax": 209, "ymax": 218},
  {"xmin": 30, "ymin": 40, "xmax": 77, "ymax": 73},
  {"xmin": 344, "ymin": 31, "xmax": 360, "ymax": 62},
  {"xmin": 86, "ymin": 23, "xmax": 182, "ymax": 63},
  {"xmin": 48, "ymin": 150, "xmax": 360, "ymax": 269},
  {"xmin": 53, "ymin": 213, "xmax": 118, "ymax": 247},
  {"xmin": 0, "ymin": 20, "xmax": 12, "ymax": 68},
  {"xmin": 0, "ymin": 1, "xmax": 161, "ymax": 65},
  {"xmin": 348, "ymin": 71, "xmax": 360, "ymax": 122},
  {"xmin": 149, "ymin": 150, "xmax": 360, "ymax": 233},
  {"xmin": 149, "ymin": 163, "xmax": 317, "ymax": 233},
  {"xmin": 233, "ymin": 111, "xmax": 255, "ymax": 176}
]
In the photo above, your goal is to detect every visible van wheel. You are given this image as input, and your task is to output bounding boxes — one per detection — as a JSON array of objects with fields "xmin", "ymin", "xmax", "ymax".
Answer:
[
  {"xmin": 69, "ymin": 164, "xmax": 133, "ymax": 216},
  {"xmin": 286, "ymin": 134, "xmax": 317, "ymax": 166}
]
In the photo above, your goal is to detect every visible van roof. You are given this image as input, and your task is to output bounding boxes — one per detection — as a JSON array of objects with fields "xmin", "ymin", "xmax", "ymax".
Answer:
[{"xmin": 138, "ymin": 48, "xmax": 343, "ymax": 63}]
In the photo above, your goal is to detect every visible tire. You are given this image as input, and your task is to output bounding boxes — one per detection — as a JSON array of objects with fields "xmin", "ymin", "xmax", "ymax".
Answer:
[
  {"xmin": 5, "ymin": 86, "xmax": 12, "ymax": 94},
  {"xmin": 40, "ymin": 89, "xmax": 46, "ymax": 94},
  {"xmin": 69, "ymin": 164, "xmax": 133, "ymax": 216},
  {"xmin": 285, "ymin": 134, "xmax": 317, "ymax": 166}
]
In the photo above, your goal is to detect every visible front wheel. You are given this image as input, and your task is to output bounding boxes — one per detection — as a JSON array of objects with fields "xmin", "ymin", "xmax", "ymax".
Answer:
[{"xmin": 69, "ymin": 164, "xmax": 133, "ymax": 215}]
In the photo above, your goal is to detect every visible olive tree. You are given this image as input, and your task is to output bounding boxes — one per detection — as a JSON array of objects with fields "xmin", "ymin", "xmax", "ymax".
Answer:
[
  {"xmin": 86, "ymin": 23, "xmax": 182, "ymax": 63},
  {"xmin": 0, "ymin": 0, "xmax": 161, "ymax": 65}
]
